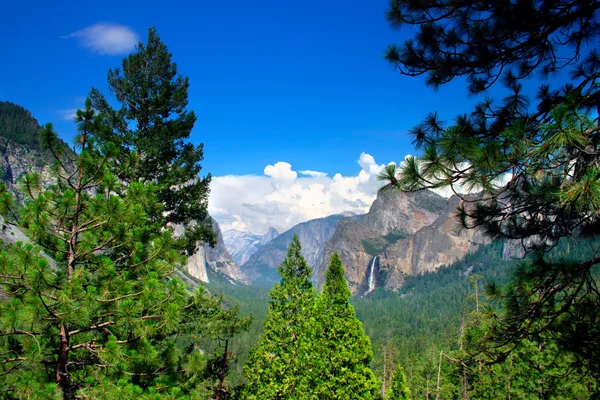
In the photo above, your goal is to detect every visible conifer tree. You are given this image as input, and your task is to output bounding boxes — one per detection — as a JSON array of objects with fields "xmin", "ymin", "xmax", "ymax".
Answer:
[
  {"xmin": 90, "ymin": 27, "xmax": 215, "ymax": 254},
  {"xmin": 0, "ymin": 101, "xmax": 249, "ymax": 398},
  {"xmin": 243, "ymin": 235, "xmax": 315, "ymax": 399},
  {"xmin": 381, "ymin": 0, "xmax": 600, "ymax": 376},
  {"xmin": 387, "ymin": 366, "xmax": 411, "ymax": 400},
  {"xmin": 308, "ymin": 253, "xmax": 380, "ymax": 399}
]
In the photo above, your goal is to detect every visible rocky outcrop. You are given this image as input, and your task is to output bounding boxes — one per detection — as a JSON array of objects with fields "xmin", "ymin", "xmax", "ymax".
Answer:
[
  {"xmin": 182, "ymin": 218, "xmax": 248, "ymax": 284},
  {"xmin": 0, "ymin": 101, "xmax": 73, "ymax": 200},
  {"xmin": 260, "ymin": 227, "xmax": 279, "ymax": 245},
  {"xmin": 365, "ymin": 188, "xmax": 447, "ymax": 235},
  {"xmin": 318, "ymin": 189, "xmax": 448, "ymax": 293},
  {"xmin": 241, "ymin": 213, "xmax": 358, "ymax": 285},
  {"xmin": 318, "ymin": 190, "xmax": 492, "ymax": 295},
  {"xmin": 380, "ymin": 196, "xmax": 489, "ymax": 290},
  {"xmin": 205, "ymin": 219, "xmax": 248, "ymax": 283}
]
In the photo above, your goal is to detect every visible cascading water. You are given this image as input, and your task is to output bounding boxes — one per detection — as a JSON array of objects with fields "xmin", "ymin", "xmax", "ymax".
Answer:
[{"xmin": 365, "ymin": 256, "xmax": 378, "ymax": 295}]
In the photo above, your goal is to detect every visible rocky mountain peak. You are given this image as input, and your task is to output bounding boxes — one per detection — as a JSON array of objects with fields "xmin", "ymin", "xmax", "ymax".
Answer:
[
  {"xmin": 260, "ymin": 227, "xmax": 279, "ymax": 245},
  {"xmin": 366, "ymin": 188, "xmax": 447, "ymax": 235},
  {"xmin": 318, "ymin": 189, "xmax": 491, "ymax": 295}
]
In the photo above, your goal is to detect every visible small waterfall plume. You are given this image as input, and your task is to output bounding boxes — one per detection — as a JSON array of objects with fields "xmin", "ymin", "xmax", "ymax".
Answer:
[{"xmin": 364, "ymin": 256, "xmax": 378, "ymax": 295}]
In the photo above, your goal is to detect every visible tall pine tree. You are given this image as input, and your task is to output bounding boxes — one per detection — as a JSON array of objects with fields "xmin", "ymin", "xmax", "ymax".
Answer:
[
  {"xmin": 0, "ymin": 101, "xmax": 249, "ymax": 398},
  {"xmin": 309, "ymin": 253, "xmax": 380, "ymax": 399},
  {"xmin": 243, "ymin": 235, "xmax": 315, "ymax": 399},
  {"xmin": 380, "ymin": 0, "xmax": 600, "ymax": 377},
  {"xmin": 90, "ymin": 27, "xmax": 215, "ymax": 254}
]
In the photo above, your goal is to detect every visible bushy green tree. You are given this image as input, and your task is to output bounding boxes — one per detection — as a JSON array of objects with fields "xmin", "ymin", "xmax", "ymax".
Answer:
[
  {"xmin": 243, "ymin": 235, "xmax": 315, "ymax": 399},
  {"xmin": 90, "ymin": 27, "xmax": 215, "ymax": 254},
  {"xmin": 387, "ymin": 366, "xmax": 410, "ymax": 400},
  {"xmin": 309, "ymin": 253, "xmax": 380, "ymax": 399},
  {"xmin": 0, "ymin": 101, "xmax": 249, "ymax": 399},
  {"xmin": 381, "ymin": 0, "xmax": 600, "ymax": 377}
]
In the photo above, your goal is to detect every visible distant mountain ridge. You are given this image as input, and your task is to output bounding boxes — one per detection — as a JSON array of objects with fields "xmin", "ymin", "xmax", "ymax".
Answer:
[
  {"xmin": 240, "ymin": 212, "xmax": 361, "ymax": 285},
  {"xmin": 223, "ymin": 227, "xmax": 280, "ymax": 266}
]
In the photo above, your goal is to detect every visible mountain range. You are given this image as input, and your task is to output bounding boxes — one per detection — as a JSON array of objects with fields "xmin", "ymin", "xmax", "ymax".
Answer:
[
  {"xmin": 240, "ymin": 212, "xmax": 359, "ymax": 285},
  {"xmin": 227, "ymin": 188, "xmax": 490, "ymax": 296},
  {"xmin": 0, "ymin": 100, "xmax": 496, "ymax": 296},
  {"xmin": 222, "ymin": 227, "xmax": 279, "ymax": 266}
]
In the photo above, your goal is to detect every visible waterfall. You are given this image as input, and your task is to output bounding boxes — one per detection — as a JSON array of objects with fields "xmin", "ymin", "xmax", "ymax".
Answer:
[{"xmin": 365, "ymin": 256, "xmax": 378, "ymax": 295}]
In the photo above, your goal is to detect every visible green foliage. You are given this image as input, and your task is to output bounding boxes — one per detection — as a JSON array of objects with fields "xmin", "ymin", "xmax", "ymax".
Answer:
[
  {"xmin": 362, "ymin": 231, "xmax": 408, "ymax": 257},
  {"xmin": 244, "ymin": 244, "xmax": 380, "ymax": 399},
  {"xmin": 383, "ymin": 0, "xmax": 600, "ymax": 380},
  {"xmin": 0, "ymin": 101, "xmax": 42, "ymax": 149},
  {"xmin": 387, "ymin": 366, "xmax": 410, "ymax": 400},
  {"xmin": 243, "ymin": 235, "xmax": 316, "ymax": 399},
  {"xmin": 90, "ymin": 27, "xmax": 215, "ymax": 255},
  {"xmin": 0, "ymin": 101, "xmax": 74, "ymax": 179},
  {"xmin": 0, "ymin": 101, "xmax": 249, "ymax": 398},
  {"xmin": 308, "ymin": 253, "xmax": 380, "ymax": 399}
]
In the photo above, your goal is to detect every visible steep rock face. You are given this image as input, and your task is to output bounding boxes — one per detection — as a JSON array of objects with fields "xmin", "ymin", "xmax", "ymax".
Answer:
[
  {"xmin": 178, "ymin": 219, "xmax": 248, "ymax": 284},
  {"xmin": 381, "ymin": 196, "xmax": 490, "ymax": 290},
  {"xmin": 204, "ymin": 219, "xmax": 248, "ymax": 284},
  {"xmin": 318, "ymin": 190, "xmax": 448, "ymax": 293},
  {"xmin": 241, "ymin": 213, "xmax": 356, "ymax": 285},
  {"xmin": 318, "ymin": 218, "xmax": 379, "ymax": 293},
  {"xmin": 0, "ymin": 102, "xmax": 74, "ymax": 199},
  {"xmin": 222, "ymin": 227, "xmax": 280, "ymax": 266},
  {"xmin": 365, "ymin": 188, "xmax": 447, "ymax": 235}
]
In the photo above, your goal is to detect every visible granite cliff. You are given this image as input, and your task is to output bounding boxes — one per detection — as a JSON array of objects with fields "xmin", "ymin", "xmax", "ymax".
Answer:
[{"xmin": 319, "ymin": 189, "xmax": 490, "ymax": 295}]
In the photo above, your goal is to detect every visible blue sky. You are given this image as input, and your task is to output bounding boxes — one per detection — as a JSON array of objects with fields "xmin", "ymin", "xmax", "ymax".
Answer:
[
  {"xmin": 0, "ymin": 0, "xmax": 554, "ymax": 233},
  {"xmin": 0, "ymin": 0, "xmax": 483, "ymax": 177}
]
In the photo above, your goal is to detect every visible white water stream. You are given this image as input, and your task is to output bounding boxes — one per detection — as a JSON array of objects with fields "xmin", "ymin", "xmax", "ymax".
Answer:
[{"xmin": 365, "ymin": 256, "xmax": 378, "ymax": 295}]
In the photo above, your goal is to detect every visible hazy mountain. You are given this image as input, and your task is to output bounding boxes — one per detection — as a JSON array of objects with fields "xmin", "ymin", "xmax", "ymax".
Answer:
[
  {"xmin": 260, "ymin": 227, "xmax": 279, "ymax": 245},
  {"xmin": 241, "ymin": 212, "xmax": 359, "ymax": 285},
  {"xmin": 223, "ymin": 227, "xmax": 280, "ymax": 266}
]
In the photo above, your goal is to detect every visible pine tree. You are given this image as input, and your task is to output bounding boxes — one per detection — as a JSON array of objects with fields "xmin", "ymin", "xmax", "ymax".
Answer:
[
  {"xmin": 0, "ymin": 101, "xmax": 249, "ymax": 398},
  {"xmin": 308, "ymin": 253, "xmax": 380, "ymax": 399},
  {"xmin": 387, "ymin": 366, "xmax": 410, "ymax": 400},
  {"xmin": 90, "ymin": 27, "xmax": 215, "ymax": 254},
  {"xmin": 243, "ymin": 235, "xmax": 316, "ymax": 399},
  {"xmin": 381, "ymin": 0, "xmax": 600, "ymax": 377}
]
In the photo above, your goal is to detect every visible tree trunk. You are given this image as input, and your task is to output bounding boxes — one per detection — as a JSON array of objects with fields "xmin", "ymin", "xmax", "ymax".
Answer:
[{"xmin": 56, "ymin": 324, "xmax": 71, "ymax": 398}]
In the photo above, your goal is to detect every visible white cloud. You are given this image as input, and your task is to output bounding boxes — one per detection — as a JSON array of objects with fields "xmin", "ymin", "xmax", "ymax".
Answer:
[
  {"xmin": 58, "ymin": 109, "xmax": 78, "ymax": 121},
  {"xmin": 209, "ymin": 153, "xmax": 391, "ymax": 235},
  {"xmin": 299, "ymin": 170, "xmax": 327, "ymax": 178},
  {"xmin": 264, "ymin": 162, "xmax": 297, "ymax": 181},
  {"xmin": 63, "ymin": 23, "xmax": 139, "ymax": 55}
]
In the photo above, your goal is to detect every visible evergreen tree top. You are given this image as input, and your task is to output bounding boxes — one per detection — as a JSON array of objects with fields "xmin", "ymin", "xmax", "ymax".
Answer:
[
  {"xmin": 90, "ymin": 27, "xmax": 215, "ymax": 253},
  {"xmin": 322, "ymin": 252, "xmax": 351, "ymax": 302},
  {"xmin": 277, "ymin": 234, "xmax": 312, "ymax": 284}
]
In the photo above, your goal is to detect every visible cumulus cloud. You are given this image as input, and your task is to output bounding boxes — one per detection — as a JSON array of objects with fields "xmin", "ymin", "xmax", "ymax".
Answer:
[
  {"xmin": 264, "ymin": 162, "xmax": 297, "ymax": 181},
  {"xmin": 209, "ymin": 153, "xmax": 390, "ymax": 235},
  {"xmin": 63, "ymin": 23, "xmax": 138, "ymax": 55}
]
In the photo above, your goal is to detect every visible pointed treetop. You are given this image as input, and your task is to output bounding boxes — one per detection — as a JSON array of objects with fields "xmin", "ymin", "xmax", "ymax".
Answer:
[
  {"xmin": 323, "ymin": 252, "xmax": 351, "ymax": 301},
  {"xmin": 278, "ymin": 234, "xmax": 312, "ymax": 282}
]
